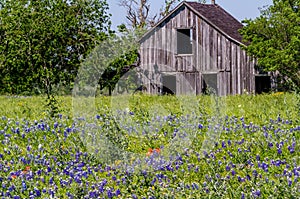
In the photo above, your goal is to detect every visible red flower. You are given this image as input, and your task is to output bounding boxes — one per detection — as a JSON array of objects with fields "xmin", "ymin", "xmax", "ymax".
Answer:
[
  {"xmin": 146, "ymin": 148, "xmax": 160, "ymax": 156},
  {"xmin": 146, "ymin": 148, "xmax": 153, "ymax": 156},
  {"xmin": 25, "ymin": 166, "xmax": 30, "ymax": 171},
  {"xmin": 11, "ymin": 175, "xmax": 17, "ymax": 179},
  {"xmin": 22, "ymin": 165, "xmax": 31, "ymax": 174}
]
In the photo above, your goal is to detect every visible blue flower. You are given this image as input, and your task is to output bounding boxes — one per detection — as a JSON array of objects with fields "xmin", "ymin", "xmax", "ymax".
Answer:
[
  {"xmin": 222, "ymin": 141, "xmax": 226, "ymax": 148},
  {"xmin": 132, "ymin": 194, "xmax": 138, "ymax": 199},
  {"xmin": 241, "ymin": 192, "xmax": 245, "ymax": 199},
  {"xmin": 277, "ymin": 148, "xmax": 282, "ymax": 155},
  {"xmin": 22, "ymin": 181, "xmax": 26, "ymax": 190},
  {"xmin": 107, "ymin": 189, "xmax": 113, "ymax": 198},
  {"xmin": 115, "ymin": 189, "xmax": 121, "ymax": 196},
  {"xmin": 34, "ymin": 188, "xmax": 41, "ymax": 197},
  {"xmin": 226, "ymin": 165, "xmax": 230, "ymax": 171},
  {"xmin": 256, "ymin": 155, "xmax": 260, "ymax": 161},
  {"xmin": 288, "ymin": 178, "xmax": 292, "ymax": 186},
  {"xmin": 255, "ymin": 189, "xmax": 261, "ymax": 197},
  {"xmin": 198, "ymin": 124, "xmax": 203, "ymax": 129},
  {"xmin": 231, "ymin": 170, "xmax": 236, "ymax": 176}
]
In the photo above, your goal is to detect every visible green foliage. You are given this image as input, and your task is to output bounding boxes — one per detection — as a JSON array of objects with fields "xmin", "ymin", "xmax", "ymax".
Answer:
[
  {"xmin": 0, "ymin": 0, "xmax": 111, "ymax": 95},
  {"xmin": 98, "ymin": 48, "xmax": 139, "ymax": 95},
  {"xmin": 240, "ymin": 0, "xmax": 300, "ymax": 90}
]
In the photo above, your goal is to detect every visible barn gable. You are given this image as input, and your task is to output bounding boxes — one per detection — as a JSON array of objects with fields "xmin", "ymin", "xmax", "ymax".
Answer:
[{"xmin": 138, "ymin": 1, "xmax": 269, "ymax": 95}]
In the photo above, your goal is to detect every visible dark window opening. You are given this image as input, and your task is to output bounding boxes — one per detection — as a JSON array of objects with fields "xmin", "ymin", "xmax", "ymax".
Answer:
[
  {"xmin": 255, "ymin": 75, "xmax": 271, "ymax": 94},
  {"xmin": 162, "ymin": 74, "xmax": 176, "ymax": 95},
  {"xmin": 202, "ymin": 73, "xmax": 218, "ymax": 95},
  {"xmin": 177, "ymin": 28, "xmax": 192, "ymax": 54}
]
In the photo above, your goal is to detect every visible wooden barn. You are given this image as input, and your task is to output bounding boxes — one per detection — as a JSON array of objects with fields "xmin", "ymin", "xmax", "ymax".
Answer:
[{"xmin": 138, "ymin": 1, "xmax": 271, "ymax": 95}]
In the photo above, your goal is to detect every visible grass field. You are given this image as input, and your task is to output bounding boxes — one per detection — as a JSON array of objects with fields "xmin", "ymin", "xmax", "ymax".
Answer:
[{"xmin": 0, "ymin": 93, "xmax": 299, "ymax": 198}]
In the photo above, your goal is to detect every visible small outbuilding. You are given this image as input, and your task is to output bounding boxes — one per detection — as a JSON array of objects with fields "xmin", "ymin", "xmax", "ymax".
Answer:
[{"xmin": 138, "ymin": 1, "xmax": 271, "ymax": 95}]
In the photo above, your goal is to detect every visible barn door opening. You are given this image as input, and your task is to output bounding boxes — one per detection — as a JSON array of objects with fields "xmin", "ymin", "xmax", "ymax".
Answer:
[
  {"xmin": 202, "ymin": 73, "xmax": 218, "ymax": 95},
  {"xmin": 162, "ymin": 74, "xmax": 176, "ymax": 95},
  {"xmin": 255, "ymin": 75, "xmax": 271, "ymax": 94}
]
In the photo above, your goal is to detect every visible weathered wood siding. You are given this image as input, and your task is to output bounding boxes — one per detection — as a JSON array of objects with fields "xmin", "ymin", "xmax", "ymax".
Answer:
[{"xmin": 139, "ymin": 5, "xmax": 255, "ymax": 95}]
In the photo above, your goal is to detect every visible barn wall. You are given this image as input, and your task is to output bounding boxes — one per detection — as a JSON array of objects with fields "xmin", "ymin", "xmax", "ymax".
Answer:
[{"xmin": 139, "ymin": 5, "xmax": 255, "ymax": 95}]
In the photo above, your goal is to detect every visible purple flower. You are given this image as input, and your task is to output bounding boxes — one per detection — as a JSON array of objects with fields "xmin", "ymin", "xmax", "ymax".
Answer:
[
  {"xmin": 222, "ymin": 141, "xmax": 226, "ymax": 148},
  {"xmin": 49, "ymin": 177, "xmax": 54, "ymax": 184},
  {"xmin": 228, "ymin": 140, "xmax": 232, "ymax": 146},
  {"xmin": 288, "ymin": 146, "xmax": 295, "ymax": 154},
  {"xmin": 115, "ymin": 189, "xmax": 121, "ymax": 196},
  {"xmin": 226, "ymin": 165, "xmax": 230, "ymax": 171},
  {"xmin": 35, "ymin": 188, "xmax": 41, "ymax": 197},
  {"xmin": 252, "ymin": 170, "xmax": 258, "ymax": 177},
  {"xmin": 192, "ymin": 182, "xmax": 199, "ymax": 190},
  {"xmin": 246, "ymin": 174, "xmax": 251, "ymax": 181},
  {"xmin": 107, "ymin": 189, "xmax": 113, "ymax": 198},
  {"xmin": 288, "ymin": 178, "xmax": 292, "ymax": 186},
  {"xmin": 241, "ymin": 192, "xmax": 245, "ymax": 199},
  {"xmin": 256, "ymin": 155, "xmax": 260, "ymax": 161},
  {"xmin": 238, "ymin": 176, "xmax": 242, "ymax": 182},
  {"xmin": 255, "ymin": 189, "xmax": 261, "ymax": 197},
  {"xmin": 22, "ymin": 181, "xmax": 26, "ymax": 190},
  {"xmin": 277, "ymin": 148, "xmax": 282, "ymax": 155},
  {"xmin": 231, "ymin": 170, "xmax": 236, "ymax": 176}
]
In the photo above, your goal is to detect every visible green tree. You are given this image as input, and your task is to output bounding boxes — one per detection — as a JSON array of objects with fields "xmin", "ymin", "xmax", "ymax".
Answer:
[
  {"xmin": 0, "ymin": 0, "xmax": 111, "ymax": 95},
  {"xmin": 240, "ymin": 0, "xmax": 300, "ymax": 91}
]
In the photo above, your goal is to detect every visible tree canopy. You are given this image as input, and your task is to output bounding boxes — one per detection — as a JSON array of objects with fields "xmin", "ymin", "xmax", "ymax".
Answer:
[
  {"xmin": 0, "ymin": 0, "xmax": 111, "ymax": 95},
  {"xmin": 240, "ymin": 0, "xmax": 300, "ymax": 90}
]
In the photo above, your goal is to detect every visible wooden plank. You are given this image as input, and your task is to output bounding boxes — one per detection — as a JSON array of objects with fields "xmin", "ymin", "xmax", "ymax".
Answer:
[
  {"xmin": 187, "ymin": 8, "xmax": 192, "ymax": 27},
  {"xmin": 204, "ymin": 22, "xmax": 210, "ymax": 71},
  {"xmin": 194, "ymin": 72, "xmax": 200, "ymax": 95},
  {"xmin": 176, "ymin": 73, "xmax": 182, "ymax": 94},
  {"xmin": 231, "ymin": 44, "xmax": 237, "ymax": 95},
  {"xmin": 240, "ymin": 47, "xmax": 245, "ymax": 93},
  {"xmin": 236, "ymin": 45, "xmax": 241, "ymax": 94},
  {"xmin": 212, "ymin": 29, "xmax": 217, "ymax": 71},
  {"xmin": 221, "ymin": 36, "xmax": 226, "ymax": 71},
  {"xmin": 165, "ymin": 25, "xmax": 170, "ymax": 68},
  {"xmin": 156, "ymin": 29, "xmax": 161, "ymax": 66},
  {"xmin": 217, "ymin": 33, "xmax": 222, "ymax": 70},
  {"xmin": 161, "ymin": 26, "xmax": 166, "ymax": 67},
  {"xmin": 225, "ymin": 38, "xmax": 231, "ymax": 71},
  {"xmin": 196, "ymin": 16, "xmax": 200, "ymax": 71},
  {"xmin": 190, "ymin": 56, "xmax": 195, "ymax": 72},
  {"xmin": 245, "ymin": 52, "xmax": 249, "ymax": 92},
  {"xmin": 227, "ymin": 71, "xmax": 231, "ymax": 95},
  {"xmin": 209, "ymin": 26, "xmax": 214, "ymax": 71},
  {"xmin": 200, "ymin": 19, "xmax": 205, "ymax": 71}
]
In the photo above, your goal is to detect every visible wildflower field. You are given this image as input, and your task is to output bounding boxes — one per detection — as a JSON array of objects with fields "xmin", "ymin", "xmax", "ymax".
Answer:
[{"xmin": 0, "ymin": 93, "xmax": 299, "ymax": 198}]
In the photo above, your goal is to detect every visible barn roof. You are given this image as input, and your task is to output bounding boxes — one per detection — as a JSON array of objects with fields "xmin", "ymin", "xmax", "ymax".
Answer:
[
  {"xmin": 140, "ymin": 1, "xmax": 245, "ymax": 45},
  {"xmin": 186, "ymin": 2, "xmax": 243, "ymax": 43}
]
